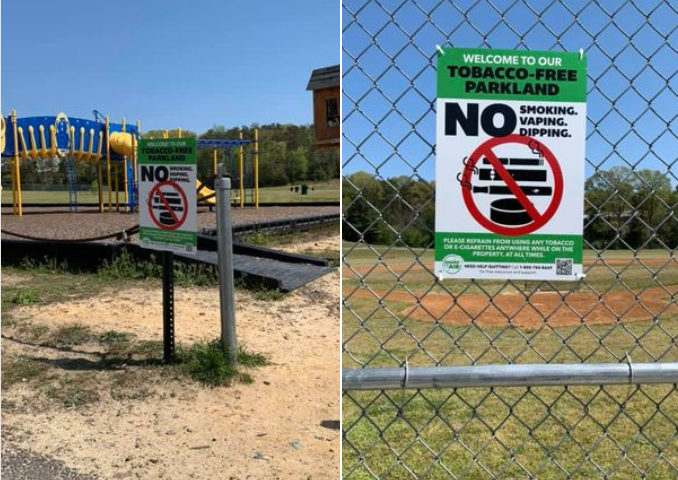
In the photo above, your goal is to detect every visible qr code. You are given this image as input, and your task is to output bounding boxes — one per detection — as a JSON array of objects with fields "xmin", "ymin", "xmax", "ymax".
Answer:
[{"xmin": 556, "ymin": 258, "xmax": 573, "ymax": 276}]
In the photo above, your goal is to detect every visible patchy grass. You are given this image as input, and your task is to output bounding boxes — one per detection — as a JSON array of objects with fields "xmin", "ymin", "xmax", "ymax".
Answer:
[
  {"xmin": 303, "ymin": 248, "xmax": 340, "ymax": 268},
  {"xmin": 2, "ymin": 357, "xmax": 51, "ymax": 389},
  {"xmin": 253, "ymin": 288, "xmax": 285, "ymax": 302},
  {"xmin": 1, "ymin": 262, "xmax": 273, "ymax": 413},
  {"xmin": 108, "ymin": 370, "xmax": 155, "ymax": 401},
  {"xmin": 22, "ymin": 323, "xmax": 50, "ymax": 343},
  {"xmin": 239, "ymin": 222, "xmax": 338, "ymax": 247},
  {"xmin": 244, "ymin": 232, "xmax": 269, "ymax": 246},
  {"xmin": 98, "ymin": 330, "xmax": 135, "ymax": 345},
  {"xmin": 2, "ymin": 266, "xmax": 112, "ymax": 318},
  {"xmin": 10, "ymin": 289, "xmax": 40, "ymax": 306},
  {"xmin": 133, "ymin": 340, "xmax": 165, "ymax": 359},
  {"xmin": 178, "ymin": 339, "xmax": 270, "ymax": 387},
  {"xmin": 45, "ymin": 323, "xmax": 96, "ymax": 347},
  {"xmin": 98, "ymin": 251, "xmax": 219, "ymax": 287},
  {"xmin": 45, "ymin": 374, "xmax": 101, "ymax": 408}
]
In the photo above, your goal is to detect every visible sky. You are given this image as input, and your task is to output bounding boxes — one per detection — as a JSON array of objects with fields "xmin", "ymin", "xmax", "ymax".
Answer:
[
  {"xmin": 342, "ymin": 0, "xmax": 678, "ymax": 183},
  {"xmin": 2, "ymin": 0, "xmax": 339, "ymax": 133}
]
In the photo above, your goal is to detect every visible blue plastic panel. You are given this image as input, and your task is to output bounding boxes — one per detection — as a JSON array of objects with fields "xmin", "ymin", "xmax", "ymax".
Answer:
[{"xmin": 2, "ymin": 114, "xmax": 139, "ymax": 159}]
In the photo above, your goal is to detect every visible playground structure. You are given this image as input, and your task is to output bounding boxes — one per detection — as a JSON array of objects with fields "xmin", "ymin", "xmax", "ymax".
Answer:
[
  {"xmin": 1, "ymin": 111, "xmax": 259, "ymax": 216},
  {"xmin": 161, "ymin": 128, "xmax": 259, "ymax": 210}
]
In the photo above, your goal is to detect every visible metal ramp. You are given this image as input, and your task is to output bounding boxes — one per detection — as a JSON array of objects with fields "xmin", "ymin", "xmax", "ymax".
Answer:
[
  {"xmin": 175, "ymin": 249, "xmax": 334, "ymax": 292},
  {"xmin": 1, "ymin": 240, "xmax": 334, "ymax": 292}
]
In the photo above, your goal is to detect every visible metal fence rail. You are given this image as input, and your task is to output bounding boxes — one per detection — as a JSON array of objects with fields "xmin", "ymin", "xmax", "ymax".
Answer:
[
  {"xmin": 343, "ymin": 363, "xmax": 678, "ymax": 390},
  {"xmin": 342, "ymin": 0, "xmax": 678, "ymax": 478}
]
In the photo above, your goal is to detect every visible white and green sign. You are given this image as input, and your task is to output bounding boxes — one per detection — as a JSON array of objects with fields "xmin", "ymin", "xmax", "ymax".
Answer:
[
  {"xmin": 138, "ymin": 138, "xmax": 197, "ymax": 254},
  {"xmin": 435, "ymin": 48, "xmax": 587, "ymax": 281}
]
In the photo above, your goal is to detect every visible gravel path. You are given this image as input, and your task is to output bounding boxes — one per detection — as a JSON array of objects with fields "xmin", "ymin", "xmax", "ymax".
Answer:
[
  {"xmin": 2, "ymin": 445, "xmax": 98, "ymax": 480},
  {"xmin": 1, "ymin": 205, "xmax": 339, "ymax": 242}
]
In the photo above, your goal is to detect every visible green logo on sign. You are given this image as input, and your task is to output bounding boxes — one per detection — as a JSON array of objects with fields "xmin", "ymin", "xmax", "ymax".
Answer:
[{"xmin": 442, "ymin": 255, "xmax": 464, "ymax": 274}]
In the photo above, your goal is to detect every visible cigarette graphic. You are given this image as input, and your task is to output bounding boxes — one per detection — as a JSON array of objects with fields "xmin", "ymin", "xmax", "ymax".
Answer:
[
  {"xmin": 153, "ymin": 191, "xmax": 184, "ymax": 211},
  {"xmin": 482, "ymin": 157, "xmax": 544, "ymax": 166},
  {"xmin": 472, "ymin": 185, "xmax": 552, "ymax": 196},
  {"xmin": 478, "ymin": 168, "xmax": 547, "ymax": 182}
]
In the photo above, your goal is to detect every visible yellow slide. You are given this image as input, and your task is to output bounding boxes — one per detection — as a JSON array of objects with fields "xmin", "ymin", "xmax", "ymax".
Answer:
[{"xmin": 197, "ymin": 180, "xmax": 216, "ymax": 206}]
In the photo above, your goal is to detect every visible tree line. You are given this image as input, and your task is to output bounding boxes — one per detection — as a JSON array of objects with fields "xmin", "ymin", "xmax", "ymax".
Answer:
[
  {"xmin": 2, "ymin": 123, "xmax": 339, "ymax": 190},
  {"xmin": 343, "ymin": 166, "xmax": 678, "ymax": 250}
]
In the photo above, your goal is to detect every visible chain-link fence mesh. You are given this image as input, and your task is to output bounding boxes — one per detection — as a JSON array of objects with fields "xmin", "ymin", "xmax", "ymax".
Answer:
[{"xmin": 342, "ymin": 0, "xmax": 678, "ymax": 477}]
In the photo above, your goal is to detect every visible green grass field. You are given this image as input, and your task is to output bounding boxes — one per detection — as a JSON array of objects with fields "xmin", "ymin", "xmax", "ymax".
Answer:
[
  {"xmin": 1, "ymin": 180, "xmax": 339, "ymax": 205},
  {"xmin": 257, "ymin": 180, "xmax": 339, "ymax": 203},
  {"xmin": 343, "ymin": 244, "xmax": 678, "ymax": 479}
]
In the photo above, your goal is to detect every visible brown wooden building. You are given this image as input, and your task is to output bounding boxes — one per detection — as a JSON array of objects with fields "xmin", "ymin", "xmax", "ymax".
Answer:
[{"xmin": 307, "ymin": 65, "xmax": 340, "ymax": 149}]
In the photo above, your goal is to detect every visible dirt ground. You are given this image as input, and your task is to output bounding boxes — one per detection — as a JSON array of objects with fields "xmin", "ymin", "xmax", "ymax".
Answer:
[
  {"xmin": 2, "ymin": 241, "xmax": 340, "ymax": 479},
  {"xmin": 344, "ymin": 285, "xmax": 678, "ymax": 328},
  {"xmin": 275, "ymin": 235, "xmax": 340, "ymax": 255}
]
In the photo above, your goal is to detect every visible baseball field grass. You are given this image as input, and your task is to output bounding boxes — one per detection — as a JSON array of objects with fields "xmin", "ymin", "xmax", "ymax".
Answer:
[{"xmin": 343, "ymin": 244, "xmax": 678, "ymax": 479}]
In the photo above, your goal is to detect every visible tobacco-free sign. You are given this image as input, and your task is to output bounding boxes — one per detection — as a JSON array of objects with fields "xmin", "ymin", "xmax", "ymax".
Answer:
[
  {"xmin": 435, "ymin": 48, "xmax": 586, "ymax": 281},
  {"xmin": 138, "ymin": 138, "xmax": 197, "ymax": 254}
]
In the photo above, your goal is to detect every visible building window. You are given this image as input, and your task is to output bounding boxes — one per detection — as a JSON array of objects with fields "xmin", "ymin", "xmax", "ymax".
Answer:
[{"xmin": 326, "ymin": 98, "xmax": 339, "ymax": 128}]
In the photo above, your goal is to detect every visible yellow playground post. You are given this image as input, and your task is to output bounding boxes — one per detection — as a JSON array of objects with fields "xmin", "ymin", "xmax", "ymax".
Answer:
[
  {"xmin": 11, "ymin": 110, "xmax": 22, "ymax": 216},
  {"xmin": 122, "ymin": 118, "xmax": 129, "ymax": 212},
  {"xmin": 134, "ymin": 121, "xmax": 140, "ymax": 184},
  {"xmin": 106, "ymin": 116, "xmax": 112, "ymax": 212}
]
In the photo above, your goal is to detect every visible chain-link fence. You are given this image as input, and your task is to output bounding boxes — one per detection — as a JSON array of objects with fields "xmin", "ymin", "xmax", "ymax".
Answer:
[{"xmin": 342, "ymin": 0, "xmax": 678, "ymax": 477}]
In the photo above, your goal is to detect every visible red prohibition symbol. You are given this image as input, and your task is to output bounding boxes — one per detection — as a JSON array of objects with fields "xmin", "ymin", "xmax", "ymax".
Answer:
[
  {"xmin": 148, "ymin": 180, "xmax": 189, "ymax": 231},
  {"xmin": 460, "ymin": 134, "xmax": 563, "ymax": 236}
]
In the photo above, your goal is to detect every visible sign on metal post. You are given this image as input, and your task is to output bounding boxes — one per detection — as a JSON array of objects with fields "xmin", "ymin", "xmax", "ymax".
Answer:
[
  {"xmin": 138, "ymin": 138, "xmax": 197, "ymax": 254},
  {"xmin": 138, "ymin": 138, "xmax": 198, "ymax": 363},
  {"xmin": 435, "ymin": 48, "xmax": 587, "ymax": 281}
]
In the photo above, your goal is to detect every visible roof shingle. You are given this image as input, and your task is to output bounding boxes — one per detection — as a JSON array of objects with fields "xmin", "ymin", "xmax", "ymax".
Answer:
[{"xmin": 307, "ymin": 65, "xmax": 340, "ymax": 91}]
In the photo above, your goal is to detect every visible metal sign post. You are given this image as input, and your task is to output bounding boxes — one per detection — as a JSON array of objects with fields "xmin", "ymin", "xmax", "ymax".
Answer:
[
  {"xmin": 215, "ymin": 168, "xmax": 238, "ymax": 364},
  {"xmin": 161, "ymin": 250, "xmax": 175, "ymax": 363}
]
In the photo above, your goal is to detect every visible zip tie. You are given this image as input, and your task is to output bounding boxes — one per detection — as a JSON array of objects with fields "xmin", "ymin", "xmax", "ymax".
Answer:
[
  {"xmin": 403, "ymin": 358, "xmax": 410, "ymax": 389},
  {"xmin": 436, "ymin": 45, "xmax": 445, "ymax": 56},
  {"xmin": 621, "ymin": 352, "xmax": 635, "ymax": 409},
  {"xmin": 625, "ymin": 352, "xmax": 634, "ymax": 385},
  {"xmin": 579, "ymin": 48, "xmax": 584, "ymax": 60}
]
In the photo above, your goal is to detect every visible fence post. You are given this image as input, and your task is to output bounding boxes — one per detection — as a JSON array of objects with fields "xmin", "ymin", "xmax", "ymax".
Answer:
[{"xmin": 215, "ymin": 168, "xmax": 238, "ymax": 364}]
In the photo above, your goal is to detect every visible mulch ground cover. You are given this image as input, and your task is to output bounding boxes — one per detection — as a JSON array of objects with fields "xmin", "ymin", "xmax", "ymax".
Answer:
[{"xmin": 1, "ymin": 205, "xmax": 339, "ymax": 242}]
